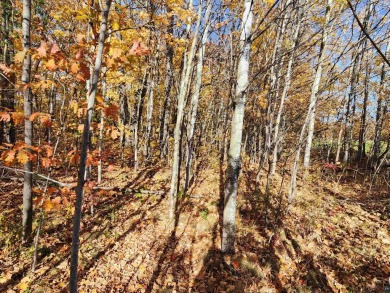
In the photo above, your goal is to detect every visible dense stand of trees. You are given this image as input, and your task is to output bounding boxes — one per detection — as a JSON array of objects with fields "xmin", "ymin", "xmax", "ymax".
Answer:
[{"xmin": 0, "ymin": 0, "xmax": 389, "ymax": 290}]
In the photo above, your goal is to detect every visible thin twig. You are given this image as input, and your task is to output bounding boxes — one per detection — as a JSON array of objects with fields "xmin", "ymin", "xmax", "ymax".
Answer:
[{"xmin": 0, "ymin": 166, "xmax": 72, "ymax": 187}]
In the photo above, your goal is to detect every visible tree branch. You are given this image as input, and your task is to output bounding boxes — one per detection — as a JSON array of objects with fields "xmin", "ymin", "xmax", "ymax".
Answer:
[
  {"xmin": 347, "ymin": 0, "xmax": 390, "ymax": 68},
  {"xmin": 0, "ymin": 166, "xmax": 73, "ymax": 187}
]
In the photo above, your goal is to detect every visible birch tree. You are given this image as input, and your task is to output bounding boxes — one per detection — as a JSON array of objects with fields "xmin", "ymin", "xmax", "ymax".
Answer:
[
  {"xmin": 373, "ymin": 36, "xmax": 390, "ymax": 166},
  {"xmin": 21, "ymin": 0, "xmax": 33, "ymax": 242},
  {"xmin": 288, "ymin": 0, "xmax": 332, "ymax": 202},
  {"xmin": 343, "ymin": 3, "xmax": 373, "ymax": 164},
  {"xmin": 169, "ymin": 0, "xmax": 202, "ymax": 219},
  {"xmin": 303, "ymin": 0, "xmax": 333, "ymax": 172},
  {"xmin": 184, "ymin": 0, "xmax": 212, "ymax": 192},
  {"xmin": 222, "ymin": 0, "xmax": 253, "ymax": 254},
  {"xmin": 270, "ymin": 0, "xmax": 305, "ymax": 175}
]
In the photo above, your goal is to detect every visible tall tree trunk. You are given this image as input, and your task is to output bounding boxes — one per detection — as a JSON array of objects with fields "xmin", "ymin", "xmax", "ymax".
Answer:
[
  {"xmin": 169, "ymin": 0, "xmax": 202, "ymax": 219},
  {"xmin": 184, "ymin": 0, "xmax": 212, "ymax": 192},
  {"xmin": 145, "ymin": 48, "xmax": 158, "ymax": 160},
  {"xmin": 343, "ymin": 3, "xmax": 372, "ymax": 164},
  {"xmin": 97, "ymin": 76, "xmax": 107, "ymax": 184},
  {"xmin": 222, "ymin": 0, "xmax": 253, "ymax": 254},
  {"xmin": 261, "ymin": 1, "xmax": 289, "ymax": 172},
  {"xmin": 22, "ymin": 0, "xmax": 33, "ymax": 242},
  {"xmin": 373, "ymin": 36, "xmax": 390, "ymax": 166},
  {"xmin": 69, "ymin": 1, "xmax": 112, "ymax": 291},
  {"xmin": 357, "ymin": 58, "xmax": 370, "ymax": 161},
  {"xmin": 270, "ymin": 0, "xmax": 304, "ymax": 175},
  {"xmin": 1, "ymin": 0, "xmax": 15, "ymax": 145},
  {"xmin": 303, "ymin": 0, "xmax": 332, "ymax": 172},
  {"xmin": 46, "ymin": 72, "xmax": 56, "ymax": 143},
  {"xmin": 134, "ymin": 69, "xmax": 148, "ymax": 171},
  {"xmin": 159, "ymin": 10, "xmax": 174, "ymax": 159}
]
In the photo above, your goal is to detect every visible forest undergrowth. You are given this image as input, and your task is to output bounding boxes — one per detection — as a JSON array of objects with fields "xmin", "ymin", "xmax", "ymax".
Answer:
[{"xmin": 0, "ymin": 158, "xmax": 389, "ymax": 293}]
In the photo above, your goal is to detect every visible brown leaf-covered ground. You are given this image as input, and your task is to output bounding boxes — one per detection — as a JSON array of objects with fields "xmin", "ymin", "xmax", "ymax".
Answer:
[{"xmin": 0, "ymin": 162, "xmax": 389, "ymax": 292}]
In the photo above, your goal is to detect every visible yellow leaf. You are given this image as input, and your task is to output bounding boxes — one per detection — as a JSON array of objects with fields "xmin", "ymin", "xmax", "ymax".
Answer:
[
  {"xmin": 19, "ymin": 282, "xmax": 29, "ymax": 290},
  {"xmin": 17, "ymin": 150, "xmax": 30, "ymax": 164},
  {"xmin": 42, "ymin": 199, "xmax": 53, "ymax": 211},
  {"xmin": 96, "ymin": 94, "xmax": 104, "ymax": 104},
  {"xmin": 106, "ymin": 58, "xmax": 115, "ymax": 69},
  {"xmin": 14, "ymin": 50, "xmax": 26, "ymax": 63},
  {"xmin": 19, "ymin": 276, "xmax": 30, "ymax": 290},
  {"xmin": 112, "ymin": 21, "xmax": 120, "ymax": 30},
  {"xmin": 109, "ymin": 47, "xmax": 123, "ymax": 59},
  {"xmin": 70, "ymin": 100, "xmax": 78, "ymax": 113}
]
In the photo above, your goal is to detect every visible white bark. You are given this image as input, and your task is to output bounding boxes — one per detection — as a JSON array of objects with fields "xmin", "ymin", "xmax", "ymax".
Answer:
[
  {"xmin": 303, "ymin": 0, "xmax": 332, "ymax": 170},
  {"xmin": 222, "ymin": 0, "xmax": 253, "ymax": 254},
  {"xmin": 22, "ymin": 0, "xmax": 33, "ymax": 242},
  {"xmin": 184, "ymin": 0, "xmax": 212, "ymax": 191},
  {"xmin": 373, "ymin": 36, "xmax": 390, "ymax": 165},
  {"xmin": 270, "ymin": 0, "xmax": 304, "ymax": 175},
  {"xmin": 169, "ymin": 0, "xmax": 203, "ymax": 219}
]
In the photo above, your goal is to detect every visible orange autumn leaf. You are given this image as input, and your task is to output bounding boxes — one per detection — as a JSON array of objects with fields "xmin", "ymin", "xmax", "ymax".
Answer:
[
  {"xmin": 41, "ymin": 157, "xmax": 51, "ymax": 168},
  {"xmin": 111, "ymin": 128, "xmax": 120, "ymax": 139},
  {"xmin": 0, "ymin": 112, "xmax": 11, "ymax": 122},
  {"xmin": 129, "ymin": 40, "xmax": 150, "ymax": 56},
  {"xmin": 4, "ymin": 150, "xmax": 16, "ymax": 163},
  {"xmin": 70, "ymin": 63, "xmax": 79, "ymax": 74},
  {"xmin": 75, "ymin": 48, "xmax": 84, "ymax": 60},
  {"xmin": 37, "ymin": 42, "xmax": 48, "ymax": 57},
  {"xmin": 46, "ymin": 59, "xmax": 57, "ymax": 71},
  {"xmin": 232, "ymin": 260, "xmax": 240, "ymax": 269},
  {"xmin": 104, "ymin": 104, "xmax": 119, "ymax": 119},
  {"xmin": 11, "ymin": 112, "xmax": 25, "ymax": 125},
  {"xmin": 51, "ymin": 197, "xmax": 62, "ymax": 210},
  {"xmin": 47, "ymin": 187, "xmax": 57, "ymax": 194},
  {"xmin": 76, "ymin": 73, "xmax": 86, "ymax": 82},
  {"xmin": 42, "ymin": 199, "xmax": 53, "ymax": 211},
  {"xmin": 29, "ymin": 112, "xmax": 41, "ymax": 121},
  {"xmin": 76, "ymin": 34, "xmax": 86, "ymax": 44},
  {"xmin": 50, "ymin": 43, "xmax": 61, "ymax": 55},
  {"xmin": 34, "ymin": 195, "xmax": 44, "ymax": 206}
]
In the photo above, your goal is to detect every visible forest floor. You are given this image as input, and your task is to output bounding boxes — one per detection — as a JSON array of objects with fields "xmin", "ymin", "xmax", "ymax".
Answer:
[{"xmin": 0, "ymin": 160, "xmax": 389, "ymax": 292}]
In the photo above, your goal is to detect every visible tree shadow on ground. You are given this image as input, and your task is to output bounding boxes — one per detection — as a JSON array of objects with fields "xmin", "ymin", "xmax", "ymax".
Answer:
[
  {"xmin": 143, "ymin": 197, "xmax": 194, "ymax": 293},
  {"xmin": 0, "ymin": 170, "xmax": 166, "ymax": 291},
  {"xmin": 125, "ymin": 166, "xmax": 163, "ymax": 190},
  {"xmin": 77, "ymin": 195, "xmax": 165, "ymax": 280}
]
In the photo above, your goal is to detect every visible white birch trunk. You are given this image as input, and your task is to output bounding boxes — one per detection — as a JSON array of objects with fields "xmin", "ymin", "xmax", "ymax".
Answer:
[
  {"xmin": 222, "ymin": 0, "xmax": 253, "ymax": 254},
  {"xmin": 22, "ymin": 0, "xmax": 33, "ymax": 242},
  {"xmin": 303, "ymin": 0, "xmax": 332, "ymax": 171},
  {"xmin": 184, "ymin": 0, "xmax": 212, "ymax": 191},
  {"xmin": 270, "ymin": 0, "xmax": 304, "ymax": 175},
  {"xmin": 169, "ymin": 0, "xmax": 203, "ymax": 219}
]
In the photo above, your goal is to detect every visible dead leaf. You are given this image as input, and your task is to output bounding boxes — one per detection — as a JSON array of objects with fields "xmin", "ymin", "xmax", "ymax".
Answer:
[{"xmin": 46, "ymin": 59, "xmax": 57, "ymax": 71}]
